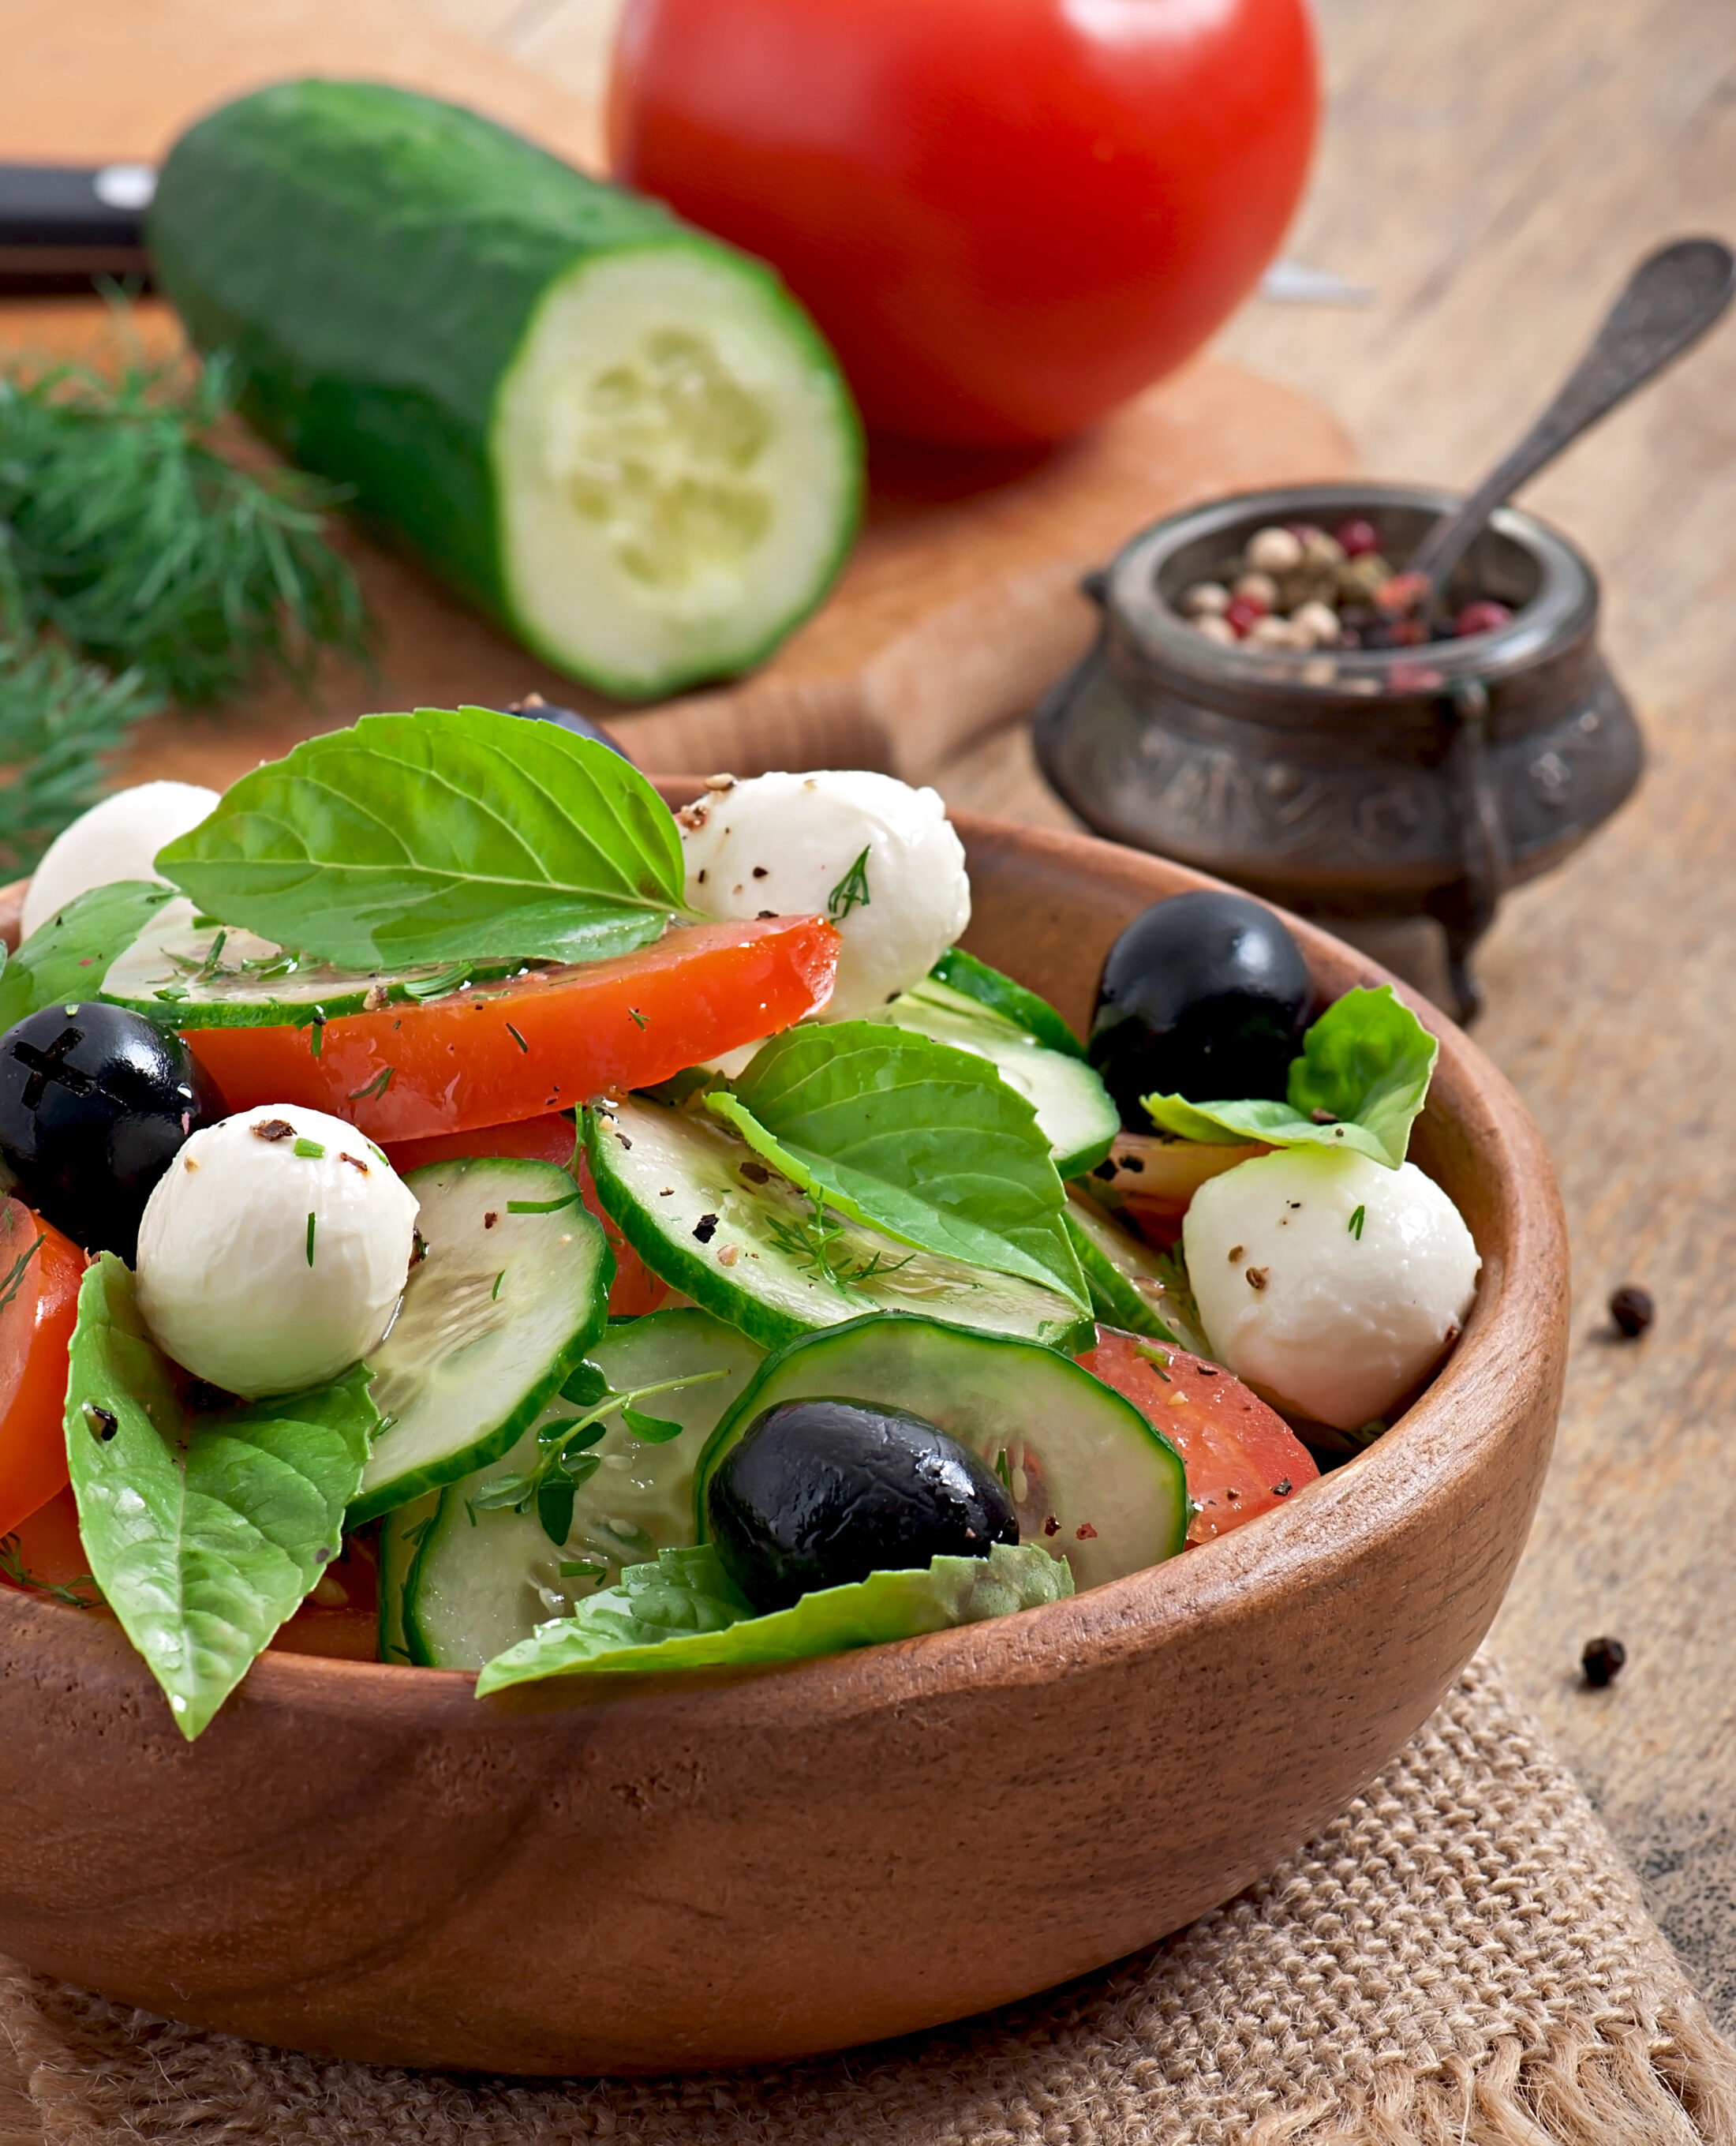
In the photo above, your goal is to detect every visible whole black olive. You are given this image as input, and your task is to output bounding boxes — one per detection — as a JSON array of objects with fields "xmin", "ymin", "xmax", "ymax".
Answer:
[
  {"xmin": 1087, "ymin": 889, "xmax": 1311, "ymax": 1124},
  {"xmin": 707, "ymin": 1397, "xmax": 1018, "ymax": 1613},
  {"xmin": 0, "ymin": 1003, "xmax": 220, "ymax": 1259},
  {"xmin": 499, "ymin": 695, "xmax": 631, "ymax": 761}
]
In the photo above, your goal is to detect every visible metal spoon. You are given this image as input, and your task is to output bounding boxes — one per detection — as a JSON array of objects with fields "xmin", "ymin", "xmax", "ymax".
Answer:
[{"xmin": 1409, "ymin": 236, "xmax": 1736, "ymax": 609}]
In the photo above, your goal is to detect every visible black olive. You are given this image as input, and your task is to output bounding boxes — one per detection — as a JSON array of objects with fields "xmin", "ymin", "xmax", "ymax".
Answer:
[
  {"xmin": 498, "ymin": 696, "xmax": 631, "ymax": 761},
  {"xmin": 0, "ymin": 1003, "xmax": 220, "ymax": 1260},
  {"xmin": 706, "ymin": 1397, "xmax": 1018, "ymax": 1613},
  {"xmin": 1087, "ymin": 889, "xmax": 1311, "ymax": 1125}
]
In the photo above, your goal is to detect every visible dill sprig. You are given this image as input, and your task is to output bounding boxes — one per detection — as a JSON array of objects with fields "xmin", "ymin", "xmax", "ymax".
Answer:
[
  {"xmin": 0, "ymin": 1530, "xmax": 104, "ymax": 1610},
  {"xmin": 0, "ymin": 346, "xmax": 369, "ymax": 705},
  {"xmin": 0, "ymin": 635, "xmax": 158, "ymax": 877}
]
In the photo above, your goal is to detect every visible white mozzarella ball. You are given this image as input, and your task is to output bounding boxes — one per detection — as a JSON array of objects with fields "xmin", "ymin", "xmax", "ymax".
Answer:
[
  {"xmin": 1183, "ymin": 1146, "xmax": 1480, "ymax": 1431},
  {"xmin": 21, "ymin": 782, "xmax": 220, "ymax": 941},
  {"xmin": 136, "ymin": 1107, "xmax": 419, "ymax": 1399},
  {"xmin": 679, "ymin": 770, "xmax": 971, "ymax": 1021}
]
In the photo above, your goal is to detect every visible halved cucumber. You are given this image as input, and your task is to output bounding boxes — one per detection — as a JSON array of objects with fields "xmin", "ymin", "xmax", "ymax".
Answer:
[
  {"xmin": 151, "ymin": 81, "xmax": 862, "ymax": 700},
  {"xmin": 402, "ymin": 1308, "xmax": 763, "ymax": 1668},
  {"xmin": 350, "ymin": 1158, "xmax": 611, "ymax": 1522},
  {"xmin": 102, "ymin": 896, "xmax": 519, "ymax": 1028},
  {"xmin": 882, "ymin": 977, "xmax": 1117, "ymax": 1178},
  {"xmin": 586, "ymin": 1098, "xmax": 1094, "ymax": 1357},
  {"xmin": 694, "ymin": 1313, "xmax": 1189, "ymax": 1592}
]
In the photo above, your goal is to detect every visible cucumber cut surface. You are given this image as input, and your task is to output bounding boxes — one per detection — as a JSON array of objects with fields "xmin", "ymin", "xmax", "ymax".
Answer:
[
  {"xmin": 1064, "ymin": 1195, "xmax": 1192, "ymax": 1347},
  {"xmin": 404, "ymin": 1308, "xmax": 763, "ymax": 1669},
  {"xmin": 351, "ymin": 1158, "xmax": 610, "ymax": 1522},
  {"xmin": 151, "ymin": 81, "xmax": 861, "ymax": 701},
  {"xmin": 927, "ymin": 948, "xmax": 1084, "ymax": 1058},
  {"xmin": 587, "ymin": 1098, "xmax": 1094, "ymax": 1357},
  {"xmin": 377, "ymin": 1491, "xmax": 438, "ymax": 1665},
  {"xmin": 695, "ymin": 1313, "xmax": 1188, "ymax": 1592},
  {"xmin": 103, "ymin": 897, "xmax": 517, "ymax": 1027},
  {"xmin": 883, "ymin": 978, "xmax": 1117, "ymax": 1178}
]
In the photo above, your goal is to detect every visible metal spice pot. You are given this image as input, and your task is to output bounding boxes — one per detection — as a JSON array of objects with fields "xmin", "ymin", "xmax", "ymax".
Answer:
[{"xmin": 1033, "ymin": 481, "xmax": 1642, "ymax": 1021}]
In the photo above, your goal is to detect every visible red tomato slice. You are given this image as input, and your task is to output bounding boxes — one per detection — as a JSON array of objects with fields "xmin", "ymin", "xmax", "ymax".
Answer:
[
  {"xmin": 0, "ymin": 1203, "xmax": 87, "ymax": 1538},
  {"xmin": 185, "ymin": 916, "xmax": 839, "ymax": 1144},
  {"xmin": 1, "ymin": 1483, "xmax": 103, "ymax": 1605},
  {"xmin": 1078, "ymin": 1329, "xmax": 1317, "ymax": 1546},
  {"xmin": 384, "ymin": 1114, "xmax": 670, "ymax": 1317}
]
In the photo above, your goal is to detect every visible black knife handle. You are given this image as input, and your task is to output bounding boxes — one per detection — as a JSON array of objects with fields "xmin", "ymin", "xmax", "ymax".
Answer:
[{"xmin": 0, "ymin": 163, "xmax": 156, "ymax": 293}]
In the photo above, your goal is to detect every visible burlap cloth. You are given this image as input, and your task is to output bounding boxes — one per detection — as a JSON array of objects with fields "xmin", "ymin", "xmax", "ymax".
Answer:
[{"xmin": 2, "ymin": 1653, "xmax": 1732, "ymax": 2146}]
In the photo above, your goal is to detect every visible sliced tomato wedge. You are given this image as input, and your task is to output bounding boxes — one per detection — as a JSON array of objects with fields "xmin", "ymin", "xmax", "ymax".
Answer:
[
  {"xmin": 1078, "ymin": 1328, "xmax": 1318, "ymax": 1545},
  {"xmin": 384, "ymin": 1114, "xmax": 669, "ymax": 1316},
  {"xmin": 185, "ymin": 915, "xmax": 840, "ymax": 1143},
  {"xmin": 1, "ymin": 1483, "xmax": 103, "ymax": 1606},
  {"xmin": 0, "ymin": 1202, "xmax": 87, "ymax": 1538}
]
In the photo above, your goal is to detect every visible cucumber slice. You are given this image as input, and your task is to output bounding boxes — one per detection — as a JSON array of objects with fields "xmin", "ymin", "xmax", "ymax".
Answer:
[
  {"xmin": 883, "ymin": 978, "xmax": 1117, "ymax": 1178},
  {"xmin": 151, "ymin": 81, "xmax": 862, "ymax": 701},
  {"xmin": 694, "ymin": 1313, "xmax": 1188, "ymax": 1591},
  {"xmin": 1064, "ymin": 1195, "xmax": 1195, "ymax": 1348},
  {"xmin": 587, "ymin": 1099, "xmax": 1094, "ymax": 1357},
  {"xmin": 376, "ymin": 1492, "xmax": 438, "ymax": 1665},
  {"xmin": 928, "ymin": 948, "xmax": 1084, "ymax": 1058},
  {"xmin": 403, "ymin": 1308, "xmax": 763, "ymax": 1669},
  {"xmin": 102, "ymin": 896, "xmax": 519, "ymax": 1028},
  {"xmin": 350, "ymin": 1158, "xmax": 611, "ymax": 1522}
]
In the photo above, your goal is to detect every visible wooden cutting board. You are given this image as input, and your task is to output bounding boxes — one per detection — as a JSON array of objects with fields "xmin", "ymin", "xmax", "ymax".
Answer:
[{"xmin": 5, "ymin": 0, "xmax": 1353, "ymax": 785}]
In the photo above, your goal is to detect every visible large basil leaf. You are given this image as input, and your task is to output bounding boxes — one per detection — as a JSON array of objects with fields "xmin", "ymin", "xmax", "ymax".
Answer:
[
  {"xmin": 64, "ymin": 1256, "xmax": 377, "ymax": 1740},
  {"xmin": 708, "ymin": 1023, "xmax": 1087, "ymax": 1308},
  {"xmin": 0, "ymin": 880, "xmax": 177, "ymax": 1032},
  {"xmin": 1143, "ymin": 986, "xmax": 1439, "ymax": 1170},
  {"xmin": 154, "ymin": 706, "xmax": 685, "ymax": 969},
  {"xmin": 474, "ymin": 1540, "xmax": 1072, "ymax": 1691}
]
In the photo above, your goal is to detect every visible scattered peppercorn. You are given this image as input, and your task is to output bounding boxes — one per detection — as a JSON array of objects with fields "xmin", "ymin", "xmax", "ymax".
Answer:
[
  {"xmin": 1609, "ymin": 1284, "xmax": 1654, "ymax": 1339},
  {"xmin": 1581, "ymin": 1635, "xmax": 1627, "ymax": 1687}
]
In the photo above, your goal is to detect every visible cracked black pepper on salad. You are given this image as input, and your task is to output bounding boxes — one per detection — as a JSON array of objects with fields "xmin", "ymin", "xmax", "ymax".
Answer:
[{"xmin": 0, "ymin": 707, "xmax": 1476, "ymax": 1736}]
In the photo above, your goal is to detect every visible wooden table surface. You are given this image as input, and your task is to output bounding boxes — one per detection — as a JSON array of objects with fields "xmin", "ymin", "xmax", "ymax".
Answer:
[{"xmin": 13, "ymin": 0, "xmax": 1736, "ymax": 2022}]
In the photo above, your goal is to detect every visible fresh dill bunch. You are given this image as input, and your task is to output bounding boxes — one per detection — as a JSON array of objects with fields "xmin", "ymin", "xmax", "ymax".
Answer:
[
  {"xmin": 0, "ymin": 347, "xmax": 370, "ymax": 706},
  {"xmin": 0, "ymin": 637, "xmax": 159, "ymax": 878}
]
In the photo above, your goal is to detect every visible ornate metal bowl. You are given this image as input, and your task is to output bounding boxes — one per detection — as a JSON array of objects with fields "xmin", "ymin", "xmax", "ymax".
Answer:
[{"xmin": 1033, "ymin": 481, "xmax": 1643, "ymax": 1018}]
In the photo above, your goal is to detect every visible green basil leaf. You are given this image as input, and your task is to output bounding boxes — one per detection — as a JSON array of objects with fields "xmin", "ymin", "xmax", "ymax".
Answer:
[
  {"xmin": 474, "ymin": 1540, "xmax": 1073, "ymax": 1691},
  {"xmin": 1142, "ymin": 986, "xmax": 1438, "ymax": 1170},
  {"xmin": 0, "ymin": 880, "xmax": 177, "ymax": 1032},
  {"xmin": 64, "ymin": 1255, "xmax": 377, "ymax": 1740},
  {"xmin": 707, "ymin": 1023, "xmax": 1087, "ymax": 1308},
  {"xmin": 154, "ymin": 706, "xmax": 685, "ymax": 969}
]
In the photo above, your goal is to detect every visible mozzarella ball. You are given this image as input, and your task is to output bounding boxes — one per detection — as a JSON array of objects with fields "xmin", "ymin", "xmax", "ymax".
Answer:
[
  {"xmin": 21, "ymin": 782, "xmax": 220, "ymax": 941},
  {"xmin": 1183, "ymin": 1146, "xmax": 1480, "ymax": 1431},
  {"xmin": 679, "ymin": 770, "xmax": 971, "ymax": 1021},
  {"xmin": 136, "ymin": 1106, "xmax": 419, "ymax": 1399}
]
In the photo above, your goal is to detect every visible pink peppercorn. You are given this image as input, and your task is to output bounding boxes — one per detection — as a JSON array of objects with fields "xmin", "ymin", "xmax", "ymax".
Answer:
[
  {"xmin": 1454, "ymin": 599, "xmax": 1513, "ymax": 636},
  {"xmin": 1373, "ymin": 571, "xmax": 1431, "ymax": 617},
  {"xmin": 1223, "ymin": 595, "xmax": 1266, "ymax": 637},
  {"xmin": 1335, "ymin": 518, "xmax": 1381, "ymax": 558}
]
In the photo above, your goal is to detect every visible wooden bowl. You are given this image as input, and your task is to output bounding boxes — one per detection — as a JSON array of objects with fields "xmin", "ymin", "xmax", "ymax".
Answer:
[{"xmin": 0, "ymin": 814, "xmax": 1567, "ymax": 2073}]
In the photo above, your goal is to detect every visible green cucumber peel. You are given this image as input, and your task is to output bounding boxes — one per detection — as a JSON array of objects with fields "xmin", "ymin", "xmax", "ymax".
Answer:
[
  {"xmin": 926, "ymin": 948, "xmax": 1083, "ymax": 1057},
  {"xmin": 0, "ymin": 881, "xmax": 177, "ymax": 1031},
  {"xmin": 64, "ymin": 1256, "xmax": 377, "ymax": 1740},
  {"xmin": 155, "ymin": 706, "xmax": 690, "ymax": 971},
  {"xmin": 1142, "ymin": 986, "xmax": 1439, "ymax": 1170},
  {"xmin": 474, "ymin": 1538, "xmax": 1073, "ymax": 1691},
  {"xmin": 705, "ymin": 1022, "xmax": 1087, "ymax": 1310}
]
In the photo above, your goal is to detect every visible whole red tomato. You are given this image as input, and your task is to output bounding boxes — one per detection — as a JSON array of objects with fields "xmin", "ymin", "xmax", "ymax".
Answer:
[{"xmin": 609, "ymin": 0, "xmax": 1318, "ymax": 447}]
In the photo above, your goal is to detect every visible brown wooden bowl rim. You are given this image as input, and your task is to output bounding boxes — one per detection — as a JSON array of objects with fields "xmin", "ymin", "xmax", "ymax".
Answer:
[{"xmin": 0, "ymin": 809, "xmax": 1563, "ymax": 1721}]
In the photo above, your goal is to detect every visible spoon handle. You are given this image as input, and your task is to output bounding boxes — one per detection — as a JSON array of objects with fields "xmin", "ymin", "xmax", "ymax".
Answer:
[{"xmin": 1410, "ymin": 236, "xmax": 1736, "ymax": 603}]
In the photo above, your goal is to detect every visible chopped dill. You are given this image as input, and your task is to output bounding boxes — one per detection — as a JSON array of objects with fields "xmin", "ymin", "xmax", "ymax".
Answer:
[{"xmin": 826, "ymin": 845, "xmax": 872, "ymax": 921}]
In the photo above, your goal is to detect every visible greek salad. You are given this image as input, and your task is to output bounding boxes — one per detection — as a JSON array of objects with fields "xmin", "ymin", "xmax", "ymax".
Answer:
[{"xmin": 0, "ymin": 707, "xmax": 1479, "ymax": 1738}]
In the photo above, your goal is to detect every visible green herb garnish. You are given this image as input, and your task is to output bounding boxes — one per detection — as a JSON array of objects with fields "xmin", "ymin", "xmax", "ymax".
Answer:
[
  {"xmin": 305, "ymin": 1211, "xmax": 317, "ymax": 1266},
  {"xmin": 0, "ymin": 346, "xmax": 368, "ymax": 706},
  {"xmin": 347, "ymin": 1066, "xmax": 392, "ymax": 1102},
  {"xmin": 1349, "ymin": 1204, "xmax": 1366, "ymax": 1239},
  {"xmin": 294, "ymin": 1137, "xmax": 326, "ymax": 1159},
  {"xmin": 826, "ymin": 845, "xmax": 872, "ymax": 920},
  {"xmin": 0, "ymin": 637, "xmax": 158, "ymax": 879},
  {"xmin": 0, "ymin": 1530, "xmax": 103, "ymax": 1609}
]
